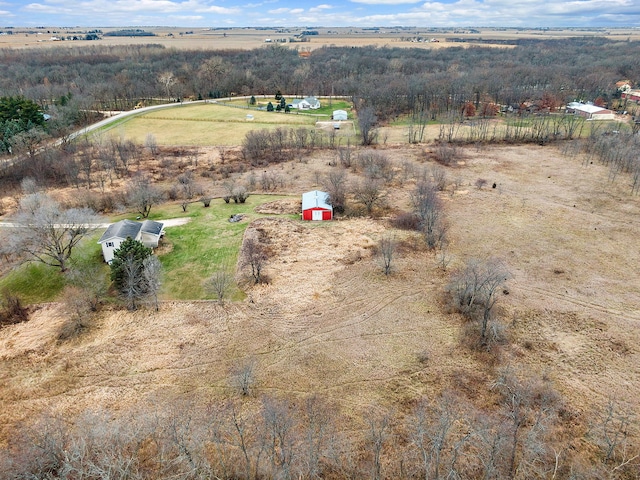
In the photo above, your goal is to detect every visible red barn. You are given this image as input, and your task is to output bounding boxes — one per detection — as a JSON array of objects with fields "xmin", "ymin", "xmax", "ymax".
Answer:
[{"xmin": 302, "ymin": 190, "xmax": 333, "ymax": 221}]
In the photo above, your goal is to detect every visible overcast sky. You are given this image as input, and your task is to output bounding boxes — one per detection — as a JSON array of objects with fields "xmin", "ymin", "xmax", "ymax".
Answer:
[{"xmin": 1, "ymin": 0, "xmax": 639, "ymax": 28}]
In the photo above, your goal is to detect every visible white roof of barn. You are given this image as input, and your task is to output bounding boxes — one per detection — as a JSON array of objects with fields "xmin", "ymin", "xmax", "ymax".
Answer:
[
  {"xmin": 302, "ymin": 190, "xmax": 332, "ymax": 211},
  {"xmin": 568, "ymin": 103, "xmax": 611, "ymax": 114}
]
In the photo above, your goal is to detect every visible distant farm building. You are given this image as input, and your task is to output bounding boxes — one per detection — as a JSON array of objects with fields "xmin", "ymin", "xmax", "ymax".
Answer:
[
  {"xmin": 332, "ymin": 109, "xmax": 348, "ymax": 121},
  {"xmin": 616, "ymin": 80, "xmax": 633, "ymax": 93},
  {"xmin": 302, "ymin": 190, "xmax": 333, "ymax": 221},
  {"xmin": 622, "ymin": 90, "xmax": 640, "ymax": 102},
  {"xmin": 566, "ymin": 102, "xmax": 616, "ymax": 121},
  {"xmin": 98, "ymin": 219, "xmax": 164, "ymax": 263},
  {"xmin": 291, "ymin": 96, "xmax": 321, "ymax": 110}
]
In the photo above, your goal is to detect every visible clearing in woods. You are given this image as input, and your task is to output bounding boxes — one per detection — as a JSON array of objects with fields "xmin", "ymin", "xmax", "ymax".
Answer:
[
  {"xmin": 1, "ymin": 143, "xmax": 639, "ymax": 441},
  {"xmin": 100, "ymin": 102, "xmax": 320, "ymax": 146}
]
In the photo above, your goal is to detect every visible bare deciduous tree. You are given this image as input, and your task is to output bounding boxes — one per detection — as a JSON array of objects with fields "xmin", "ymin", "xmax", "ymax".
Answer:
[
  {"xmin": 177, "ymin": 171, "xmax": 195, "ymax": 200},
  {"xmin": 58, "ymin": 285, "xmax": 93, "ymax": 340},
  {"xmin": 408, "ymin": 394, "xmax": 465, "ymax": 480},
  {"xmin": 411, "ymin": 181, "xmax": 447, "ymax": 249},
  {"xmin": 366, "ymin": 410, "xmax": 392, "ymax": 480},
  {"xmin": 378, "ymin": 235, "xmax": 397, "ymax": 276},
  {"xmin": 242, "ymin": 237, "xmax": 267, "ymax": 284},
  {"xmin": 262, "ymin": 396, "xmax": 296, "ymax": 478},
  {"xmin": 126, "ymin": 173, "xmax": 163, "ymax": 218},
  {"xmin": 353, "ymin": 177, "xmax": 384, "ymax": 215},
  {"xmin": 448, "ymin": 258, "xmax": 511, "ymax": 345},
  {"xmin": 144, "ymin": 133, "xmax": 158, "ymax": 155},
  {"xmin": 230, "ymin": 357, "xmax": 257, "ymax": 397},
  {"xmin": 13, "ymin": 193, "xmax": 102, "ymax": 272},
  {"xmin": 205, "ymin": 264, "xmax": 234, "ymax": 304},
  {"xmin": 357, "ymin": 106, "xmax": 378, "ymax": 146},
  {"xmin": 158, "ymin": 71, "xmax": 176, "ymax": 99},
  {"xmin": 323, "ymin": 170, "xmax": 347, "ymax": 214},
  {"xmin": 143, "ymin": 255, "xmax": 162, "ymax": 311},
  {"xmin": 589, "ymin": 400, "xmax": 637, "ymax": 468}
]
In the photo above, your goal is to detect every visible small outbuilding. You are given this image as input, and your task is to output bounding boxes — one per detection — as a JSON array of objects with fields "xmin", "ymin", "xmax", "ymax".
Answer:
[
  {"xmin": 98, "ymin": 219, "xmax": 164, "ymax": 263},
  {"xmin": 302, "ymin": 190, "xmax": 333, "ymax": 221},
  {"xmin": 332, "ymin": 109, "xmax": 348, "ymax": 121}
]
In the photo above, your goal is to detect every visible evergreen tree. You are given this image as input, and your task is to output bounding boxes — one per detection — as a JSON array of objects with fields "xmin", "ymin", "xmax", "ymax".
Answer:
[
  {"xmin": 110, "ymin": 238, "xmax": 152, "ymax": 310},
  {"xmin": 267, "ymin": 102, "xmax": 274, "ymax": 112}
]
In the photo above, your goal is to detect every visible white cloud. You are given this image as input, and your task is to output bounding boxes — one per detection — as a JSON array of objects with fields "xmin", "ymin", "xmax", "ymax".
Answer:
[
  {"xmin": 8, "ymin": 0, "xmax": 640, "ymax": 27},
  {"xmin": 309, "ymin": 3, "xmax": 332, "ymax": 12},
  {"xmin": 350, "ymin": 0, "xmax": 421, "ymax": 4},
  {"xmin": 268, "ymin": 6, "xmax": 303, "ymax": 13},
  {"xmin": 24, "ymin": 0, "xmax": 239, "ymax": 18}
]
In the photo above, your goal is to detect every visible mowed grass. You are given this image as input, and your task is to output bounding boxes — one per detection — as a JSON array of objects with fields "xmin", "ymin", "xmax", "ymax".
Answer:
[
  {"xmin": 156, "ymin": 195, "xmax": 296, "ymax": 300},
  {"xmin": 103, "ymin": 102, "xmax": 319, "ymax": 146},
  {"xmin": 0, "ymin": 231, "xmax": 108, "ymax": 304},
  {"xmin": 1, "ymin": 195, "xmax": 296, "ymax": 304},
  {"xmin": 223, "ymin": 98, "xmax": 354, "ymax": 117}
]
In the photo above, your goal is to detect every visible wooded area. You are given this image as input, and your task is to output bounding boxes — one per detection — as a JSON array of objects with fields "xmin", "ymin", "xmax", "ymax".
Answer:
[
  {"xmin": 1, "ymin": 37, "xmax": 640, "ymax": 479},
  {"xmin": 1, "ymin": 37, "xmax": 638, "ymax": 116}
]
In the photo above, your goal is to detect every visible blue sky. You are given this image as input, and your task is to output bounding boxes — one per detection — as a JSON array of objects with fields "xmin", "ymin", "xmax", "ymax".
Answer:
[{"xmin": 1, "ymin": 0, "xmax": 639, "ymax": 28}]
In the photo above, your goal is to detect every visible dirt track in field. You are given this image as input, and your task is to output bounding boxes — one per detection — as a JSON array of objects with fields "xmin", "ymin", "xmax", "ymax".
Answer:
[{"xmin": 1, "ymin": 143, "xmax": 640, "ymax": 440}]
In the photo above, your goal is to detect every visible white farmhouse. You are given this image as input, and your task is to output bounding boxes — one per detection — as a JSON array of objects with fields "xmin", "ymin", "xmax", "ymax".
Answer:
[
  {"xmin": 291, "ymin": 96, "xmax": 321, "ymax": 110},
  {"xmin": 98, "ymin": 219, "xmax": 164, "ymax": 263}
]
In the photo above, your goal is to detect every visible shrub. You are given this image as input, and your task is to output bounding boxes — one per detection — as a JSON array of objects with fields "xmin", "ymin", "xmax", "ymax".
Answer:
[
  {"xmin": 0, "ymin": 290, "xmax": 29, "ymax": 326},
  {"xmin": 390, "ymin": 211, "xmax": 421, "ymax": 231}
]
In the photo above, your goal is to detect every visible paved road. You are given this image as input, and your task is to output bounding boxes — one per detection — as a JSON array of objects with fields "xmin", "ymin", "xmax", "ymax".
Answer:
[
  {"xmin": 0, "ymin": 217, "xmax": 191, "ymax": 229},
  {"xmin": 65, "ymin": 100, "xmax": 207, "ymax": 142}
]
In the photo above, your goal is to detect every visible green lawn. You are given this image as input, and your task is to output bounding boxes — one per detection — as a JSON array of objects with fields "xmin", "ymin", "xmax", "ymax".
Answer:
[
  {"xmin": 0, "ymin": 230, "xmax": 108, "ymax": 304},
  {"xmin": 0, "ymin": 195, "xmax": 297, "ymax": 305},
  {"xmin": 223, "ymin": 97, "xmax": 353, "ymax": 115}
]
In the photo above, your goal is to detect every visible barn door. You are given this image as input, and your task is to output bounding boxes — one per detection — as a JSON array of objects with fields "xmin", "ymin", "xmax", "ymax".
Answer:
[{"xmin": 312, "ymin": 210, "xmax": 323, "ymax": 221}]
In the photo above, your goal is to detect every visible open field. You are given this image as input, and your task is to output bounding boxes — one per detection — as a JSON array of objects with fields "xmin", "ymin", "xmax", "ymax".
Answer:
[
  {"xmin": 99, "ymin": 102, "xmax": 357, "ymax": 146},
  {"xmin": 2, "ymin": 26, "xmax": 640, "ymax": 51},
  {"xmin": 1, "ymin": 141, "xmax": 640, "ymax": 461}
]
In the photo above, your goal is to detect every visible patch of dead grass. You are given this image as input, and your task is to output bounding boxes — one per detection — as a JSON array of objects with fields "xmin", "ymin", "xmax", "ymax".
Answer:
[{"xmin": 1, "ymin": 143, "xmax": 640, "ymax": 449}]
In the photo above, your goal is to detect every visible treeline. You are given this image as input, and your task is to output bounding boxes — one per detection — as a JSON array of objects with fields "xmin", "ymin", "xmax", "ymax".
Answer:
[
  {"xmin": 1, "ymin": 371, "xmax": 636, "ymax": 479},
  {"xmin": 1, "ymin": 38, "xmax": 638, "ymax": 116}
]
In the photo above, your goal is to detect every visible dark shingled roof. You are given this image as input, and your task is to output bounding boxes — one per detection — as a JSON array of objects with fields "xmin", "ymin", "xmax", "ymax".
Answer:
[
  {"xmin": 98, "ymin": 219, "xmax": 142, "ymax": 243},
  {"xmin": 141, "ymin": 219, "xmax": 164, "ymax": 236}
]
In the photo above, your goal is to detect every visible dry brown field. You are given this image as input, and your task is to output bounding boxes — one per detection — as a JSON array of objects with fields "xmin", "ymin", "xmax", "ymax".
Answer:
[
  {"xmin": 1, "ymin": 139, "xmax": 639, "ymax": 450},
  {"xmin": 2, "ymin": 26, "xmax": 640, "ymax": 51}
]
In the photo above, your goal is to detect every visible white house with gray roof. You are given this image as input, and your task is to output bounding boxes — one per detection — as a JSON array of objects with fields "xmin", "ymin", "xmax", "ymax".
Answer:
[
  {"xmin": 98, "ymin": 219, "xmax": 164, "ymax": 263},
  {"xmin": 291, "ymin": 96, "xmax": 321, "ymax": 110}
]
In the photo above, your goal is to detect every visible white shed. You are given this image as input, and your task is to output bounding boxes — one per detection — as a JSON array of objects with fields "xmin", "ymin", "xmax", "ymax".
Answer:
[{"xmin": 332, "ymin": 109, "xmax": 348, "ymax": 121}]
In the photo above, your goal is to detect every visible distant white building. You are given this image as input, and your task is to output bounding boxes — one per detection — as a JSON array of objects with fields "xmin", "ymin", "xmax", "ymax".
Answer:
[
  {"xmin": 332, "ymin": 109, "xmax": 348, "ymax": 121},
  {"xmin": 566, "ymin": 102, "xmax": 616, "ymax": 121},
  {"xmin": 291, "ymin": 96, "xmax": 321, "ymax": 110},
  {"xmin": 98, "ymin": 219, "xmax": 164, "ymax": 263}
]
